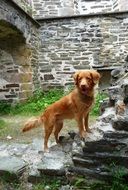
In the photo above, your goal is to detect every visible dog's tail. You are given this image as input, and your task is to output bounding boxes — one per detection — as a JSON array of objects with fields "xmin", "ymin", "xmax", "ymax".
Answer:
[{"xmin": 22, "ymin": 116, "xmax": 43, "ymax": 132}]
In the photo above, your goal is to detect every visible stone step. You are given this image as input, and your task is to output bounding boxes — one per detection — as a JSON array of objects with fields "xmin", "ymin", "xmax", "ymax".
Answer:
[
  {"xmin": 112, "ymin": 117, "xmax": 128, "ymax": 131},
  {"xmin": 73, "ymin": 156, "xmax": 99, "ymax": 168},
  {"xmin": 0, "ymin": 157, "xmax": 27, "ymax": 181},
  {"xmin": 73, "ymin": 152, "xmax": 128, "ymax": 168},
  {"xmin": 103, "ymin": 131, "xmax": 128, "ymax": 139},
  {"xmin": 36, "ymin": 149, "xmax": 70, "ymax": 177},
  {"xmin": 68, "ymin": 166, "xmax": 112, "ymax": 181},
  {"xmin": 83, "ymin": 139, "xmax": 126, "ymax": 153}
]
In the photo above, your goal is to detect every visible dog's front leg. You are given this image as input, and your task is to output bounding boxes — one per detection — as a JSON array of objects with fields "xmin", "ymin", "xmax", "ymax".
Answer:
[
  {"xmin": 76, "ymin": 116, "xmax": 86, "ymax": 138},
  {"xmin": 84, "ymin": 113, "xmax": 91, "ymax": 133}
]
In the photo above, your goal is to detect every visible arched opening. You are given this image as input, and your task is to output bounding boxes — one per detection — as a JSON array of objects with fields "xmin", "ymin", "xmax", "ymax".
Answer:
[{"xmin": 0, "ymin": 20, "xmax": 33, "ymax": 104}]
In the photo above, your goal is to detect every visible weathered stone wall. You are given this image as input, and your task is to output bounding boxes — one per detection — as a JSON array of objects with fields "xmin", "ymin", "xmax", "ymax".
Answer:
[
  {"xmin": 0, "ymin": 0, "xmax": 40, "ymax": 103},
  {"xmin": 38, "ymin": 12, "xmax": 128, "ymax": 89},
  {"xmin": 112, "ymin": 0, "xmax": 119, "ymax": 11},
  {"xmin": 118, "ymin": 0, "xmax": 128, "ymax": 11},
  {"xmin": 76, "ymin": 0, "xmax": 112, "ymax": 15},
  {"xmin": 112, "ymin": 0, "xmax": 128, "ymax": 11},
  {"xmin": 32, "ymin": 0, "xmax": 76, "ymax": 18},
  {"xmin": 32, "ymin": 0, "xmax": 113, "ymax": 18},
  {"xmin": 12, "ymin": 0, "xmax": 33, "ymax": 15}
]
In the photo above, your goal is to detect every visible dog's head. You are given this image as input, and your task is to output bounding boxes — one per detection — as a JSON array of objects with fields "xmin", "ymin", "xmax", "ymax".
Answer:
[{"xmin": 73, "ymin": 70, "xmax": 100, "ymax": 95}]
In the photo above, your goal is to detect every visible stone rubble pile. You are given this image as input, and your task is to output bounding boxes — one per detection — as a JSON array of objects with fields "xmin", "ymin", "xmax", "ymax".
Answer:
[{"xmin": 69, "ymin": 62, "xmax": 128, "ymax": 180}]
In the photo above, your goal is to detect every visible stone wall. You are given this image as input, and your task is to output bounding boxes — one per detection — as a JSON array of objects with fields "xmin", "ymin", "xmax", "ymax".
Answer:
[
  {"xmin": 32, "ymin": 0, "xmax": 76, "ymax": 18},
  {"xmin": 112, "ymin": 0, "xmax": 128, "ymax": 11},
  {"xmin": 76, "ymin": 0, "xmax": 112, "ymax": 15},
  {"xmin": 112, "ymin": 0, "xmax": 119, "ymax": 11},
  {"xmin": 0, "ymin": 0, "xmax": 40, "ymax": 103},
  {"xmin": 12, "ymin": 0, "xmax": 33, "ymax": 15},
  {"xmin": 32, "ymin": 0, "xmax": 113, "ymax": 19},
  {"xmin": 38, "ymin": 12, "xmax": 128, "ymax": 90},
  {"xmin": 118, "ymin": 0, "xmax": 128, "ymax": 11}
]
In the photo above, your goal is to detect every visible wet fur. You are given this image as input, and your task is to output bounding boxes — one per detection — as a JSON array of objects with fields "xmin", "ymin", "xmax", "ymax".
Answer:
[{"xmin": 22, "ymin": 70, "xmax": 100, "ymax": 152}]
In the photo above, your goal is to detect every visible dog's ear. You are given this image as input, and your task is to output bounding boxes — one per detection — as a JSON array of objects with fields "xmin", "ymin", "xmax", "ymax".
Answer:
[
  {"xmin": 73, "ymin": 71, "xmax": 80, "ymax": 85},
  {"xmin": 90, "ymin": 70, "xmax": 101, "ymax": 84}
]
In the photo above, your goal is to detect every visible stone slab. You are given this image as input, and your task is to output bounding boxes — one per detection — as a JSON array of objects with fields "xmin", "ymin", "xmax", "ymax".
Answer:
[
  {"xmin": 37, "ymin": 147, "xmax": 71, "ymax": 176},
  {"xmin": 0, "ymin": 157, "xmax": 27, "ymax": 180}
]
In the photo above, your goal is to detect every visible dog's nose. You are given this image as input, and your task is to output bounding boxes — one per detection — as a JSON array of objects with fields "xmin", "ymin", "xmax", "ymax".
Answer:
[{"xmin": 81, "ymin": 84, "xmax": 86, "ymax": 90}]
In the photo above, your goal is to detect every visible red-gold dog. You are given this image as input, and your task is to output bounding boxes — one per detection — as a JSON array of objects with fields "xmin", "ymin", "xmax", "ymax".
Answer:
[{"xmin": 22, "ymin": 70, "xmax": 100, "ymax": 152}]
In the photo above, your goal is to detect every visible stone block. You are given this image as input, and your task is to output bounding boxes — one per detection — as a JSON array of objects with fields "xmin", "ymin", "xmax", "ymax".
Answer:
[
  {"xmin": 37, "ymin": 150, "xmax": 67, "ymax": 176},
  {"xmin": 112, "ymin": 117, "xmax": 128, "ymax": 131},
  {"xmin": 44, "ymin": 74, "xmax": 54, "ymax": 80},
  {"xmin": 6, "ymin": 84, "xmax": 19, "ymax": 88},
  {"xmin": 0, "ymin": 157, "xmax": 27, "ymax": 180}
]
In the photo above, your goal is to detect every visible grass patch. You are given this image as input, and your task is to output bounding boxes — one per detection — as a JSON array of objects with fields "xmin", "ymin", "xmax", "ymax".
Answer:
[
  {"xmin": 0, "ymin": 89, "xmax": 64, "ymax": 116},
  {"xmin": 0, "ymin": 119, "xmax": 7, "ymax": 129},
  {"xmin": 0, "ymin": 119, "xmax": 11, "ymax": 137},
  {"xmin": 90, "ymin": 92, "xmax": 108, "ymax": 116},
  {"xmin": 0, "ymin": 89, "xmax": 107, "ymax": 116},
  {"xmin": 0, "ymin": 176, "xmax": 64, "ymax": 190}
]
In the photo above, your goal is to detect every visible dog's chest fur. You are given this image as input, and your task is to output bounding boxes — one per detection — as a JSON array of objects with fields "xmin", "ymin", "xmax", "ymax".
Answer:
[{"xmin": 71, "ymin": 90, "xmax": 94, "ymax": 114}]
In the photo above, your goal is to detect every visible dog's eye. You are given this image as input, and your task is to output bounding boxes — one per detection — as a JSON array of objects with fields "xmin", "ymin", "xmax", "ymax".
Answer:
[
  {"xmin": 86, "ymin": 77, "xmax": 91, "ymax": 81},
  {"xmin": 78, "ymin": 77, "xmax": 82, "ymax": 81}
]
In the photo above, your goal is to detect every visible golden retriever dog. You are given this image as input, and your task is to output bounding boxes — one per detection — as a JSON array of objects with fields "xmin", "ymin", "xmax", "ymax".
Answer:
[{"xmin": 22, "ymin": 70, "xmax": 100, "ymax": 152}]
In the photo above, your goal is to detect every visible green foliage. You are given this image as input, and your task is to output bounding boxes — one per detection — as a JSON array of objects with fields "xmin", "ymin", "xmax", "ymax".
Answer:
[
  {"xmin": 0, "ymin": 89, "xmax": 64, "ymax": 116},
  {"xmin": 0, "ymin": 176, "xmax": 62, "ymax": 190},
  {"xmin": 0, "ymin": 119, "xmax": 7, "ymax": 129},
  {"xmin": 90, "ymin": 92, "xmax": 108, "ymax": 116},
  {"xmin": 108, "ymin": 165, "xmax": 128, "ymax": 190},
  {"xmin": 0, "ymin": 89, "xmax": 107, "ymax": 116},
  {"xmin": 89, "ymin": 166, "xmax": 128, "ymax": 190},
  {"xmin": 33, "ymin": 178, "xmax": 62, "ymax": 190},
  {"xmin": 0, "ymin": 119, "xmax": 9, "ymax": 136},
  {"xmin": 0, "ymin": 101, "xmax": 12, "ymax": 115},
  {"xmin": 71, "ymin": 176, "xmax": 88, "ymax": 189}
]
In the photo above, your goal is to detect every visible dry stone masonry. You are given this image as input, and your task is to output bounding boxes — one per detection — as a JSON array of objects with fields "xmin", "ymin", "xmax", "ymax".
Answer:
[
  {"xmin": 32, "ymin": 0, "xmax": 128, "ymax": 19},
  {"xmin": 38, "ymin": 12, "xmax": 128, "ymax": 89},
  {"xmin": 12, "ymin": 0, "xmax": 33, "ymax": 15},
  {"xmin": 0, "ymin": 0, "xmax": 40, "ymax": 103}
]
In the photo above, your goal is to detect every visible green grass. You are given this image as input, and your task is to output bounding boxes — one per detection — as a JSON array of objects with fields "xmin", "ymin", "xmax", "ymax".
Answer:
[
  {"xmin": 0, "ymin": 89, "xmax": 107, "ymax": 116},
  {"xmin": 90, "ymin": 92, "xmax": 108, "ymax": 116},
  {"xmin": 0, "ymin": 176, "xmax": 64, "ymax": 190},
  {"xmin": 0, "ymin": 119, "xmax": 12, "ymax": 137},
  {"xmin": 0, "ymin": 119, "xmax": 7, "ymax": 129},
  {"xmin": 0, "ymin": 89, "xmax": 63, "ymax": 116},
  {"xmin": 0, "ymin": 119, "xmax": 9, "ymax": 137}
]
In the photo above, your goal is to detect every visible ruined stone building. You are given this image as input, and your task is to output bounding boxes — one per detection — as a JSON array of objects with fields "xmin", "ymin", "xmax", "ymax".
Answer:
[{"xmin": 0, "ymin": 0, "xmax": 128, "ymax": 103}]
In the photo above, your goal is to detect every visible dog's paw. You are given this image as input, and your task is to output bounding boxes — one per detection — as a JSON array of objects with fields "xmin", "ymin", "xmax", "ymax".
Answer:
[
  {"xmin": 80, "ymin": 130, "xmax": 86, "ymax": 139},
  {"xmin": 44, "ymin": 148, "xmax": 50, "ymax": 153},
  {"xmin": 86, "ymin": 128, "xmax": 92, "ymax": 133}
]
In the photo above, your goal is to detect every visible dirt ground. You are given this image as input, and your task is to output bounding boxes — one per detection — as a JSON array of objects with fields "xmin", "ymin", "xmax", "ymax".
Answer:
[{"xmin": 0, "ymin": 115, "xmax": 96, "ymax": 144}]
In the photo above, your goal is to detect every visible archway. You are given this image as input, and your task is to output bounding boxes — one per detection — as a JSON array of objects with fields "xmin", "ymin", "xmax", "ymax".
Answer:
[{"xmin": 0, "ymin": 20, "xmax": 33, "ymax": 103}]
